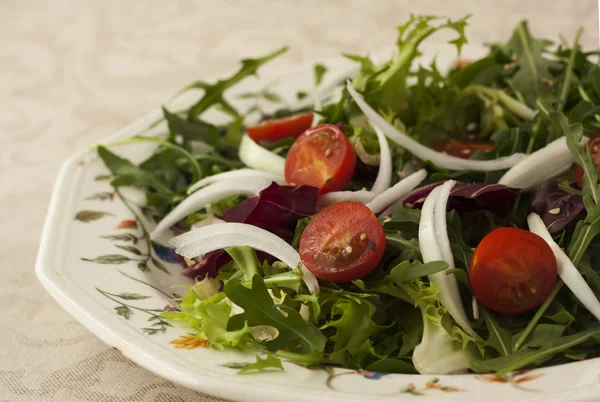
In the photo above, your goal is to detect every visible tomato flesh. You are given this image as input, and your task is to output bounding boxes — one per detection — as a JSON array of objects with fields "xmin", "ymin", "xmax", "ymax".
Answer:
[
  {"xmin": 285, "ymin": 124, "xmax": 356, "ymax": 194},
  {"xmin": 573, "ymin": 131, "xmax": 600, "ymax": 188},
  {"xmin": 432, "ymin": 138, "xmax": 495, "ymax": 159},
  {"xmin": 299, "ymin": 201, "xmax": 385, "ymax": 282},
  {"xmin": 469, "ymin": 227, "xmax": 557, "ymax": 315},
  {"xmin": 247, "ymin": 112, "xmax": 314, "ymax": 143}
]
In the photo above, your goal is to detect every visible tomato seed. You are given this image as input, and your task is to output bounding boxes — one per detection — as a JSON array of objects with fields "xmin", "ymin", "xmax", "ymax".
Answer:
[
  {"xmin": 360, "ymin": 233, "xmax": 367, "ymax": 241},
  {"xmin": 345, "ymin": 246, "xmax": 353, "ymax": 254},
  {"xmin": 325, "ymin": 148, "xmax": 332, "ymax": 157}
]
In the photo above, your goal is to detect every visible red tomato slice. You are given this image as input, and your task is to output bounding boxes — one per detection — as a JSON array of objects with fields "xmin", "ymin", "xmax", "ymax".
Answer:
[
  {"xmin": 432, "ymin": 138, "xmax": 495, "ymax": 159},
  {"xmin": 285, "ymin": 124, "xmax": 356, "ymax": 194},
  {"xmin": 247, "ymin": 112, "xmax": 314, "ymax": 143},
  {"xmin": 299, "ymin": 201, "xmax": 386, "ymax": 282},
  {"xmin": 573, "ymin": 131, "xmax": 600, "ymax": 188},
  {"xmin": 469, "ymin": 227, "xmax": 557, "ymax": 315}
]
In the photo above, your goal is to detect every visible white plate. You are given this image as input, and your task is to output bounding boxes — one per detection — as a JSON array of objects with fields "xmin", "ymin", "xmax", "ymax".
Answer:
[{"xmin": 36, "ymin": 44, "xmax": 600, "ymax": 402}]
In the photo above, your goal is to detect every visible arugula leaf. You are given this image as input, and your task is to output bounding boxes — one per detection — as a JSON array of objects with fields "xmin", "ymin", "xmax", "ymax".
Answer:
[
  {"xmin": 97, "ymin": 146, "xmax": 172, "ymax": 194},
  {"xmin": 162, "ymin": 107, "xmax": 220, "ymax": 146},
  {"xmin": 472, "ymin": 326, "xmax": 600, "ymax": 375},
  {"xmin": 481, "ymin": 307, "xmax": 513, "ymax": 357},
  {"xmin": 365, "ymin": 358, "xmax": 417, "ymax": 374},
  {"xmin": 384, "ymin": 231, "xmax": 421, "ymax": 261},
  {"xmin": 387, "ymin": 260, "xmax": 448, "ymax": 284},
  {"xmin": 187, "ymin": 47, "xmax": 288, "ymax": 119},
  {"xmin": 314, "ymin": 63, "xmax": 327, "ymax": 86},
  {"xmin": 228, "ymin": 354, "xmax": 284, "ymax": 374},
  {"xmin": 501, "ymin": 20, "xmax": 555, "ymax": 107},
  {"xmin": 226, "ymin": 275, "xmax": 326, "ymax": 362},
  {"xmin": 361, "ymin": 15, "xmax": 470, "ymax": 112},
  {"xmin": 513, "ymin": 323, "xmax": 567, "ymax": 349},
  {"xmin": 292, "ymin": 217, "xmax": 311, "ymax": 249}
]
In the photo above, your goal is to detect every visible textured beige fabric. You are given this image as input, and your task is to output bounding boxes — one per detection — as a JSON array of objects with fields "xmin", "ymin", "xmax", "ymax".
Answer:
[{"xmin": 1, "ymin": 1, "xmax": 598, "ymax": 401}]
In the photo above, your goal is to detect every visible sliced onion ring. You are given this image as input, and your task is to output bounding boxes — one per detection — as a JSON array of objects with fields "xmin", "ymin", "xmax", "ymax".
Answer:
[
  {"xmin": 171, "ymin": 222, "xmax": 319, "ymax": 294},
  {"xmin": 420, "ymin": 183, "xmax": 478, "ymax": 338},
  {"xmin": 150, "ymin": 178, "xmax": 274, "ymax": 241},
  {"xmin": 239, "ymin": 134, "xmax": 286, "ymax": 175},
  {"xmin": 366, "ymin": 169, "xmax": 427, "ymax": 215},
  {"xmin": 499, "ymin": 136, "xmax": 589, "ymax": 189},
  {"xmin": 369, "ymin": 125, "xmax": 393, "ymax": 196},
  {"xmin": 187, "ymin": 169, "xmax": 283, "ymax": 195},
  {"xmin": 346, "ymin": 82, "xmax": 525, "ymax": 171},
  {"xmin": 528, "ymin": 213, "xmax": 600, "ymax": 321}
]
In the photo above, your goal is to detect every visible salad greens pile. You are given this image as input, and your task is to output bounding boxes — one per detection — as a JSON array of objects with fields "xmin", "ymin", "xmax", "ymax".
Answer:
[{"xmin": 98, "ymin": 15, "xmax": 600, "ymax": 375}]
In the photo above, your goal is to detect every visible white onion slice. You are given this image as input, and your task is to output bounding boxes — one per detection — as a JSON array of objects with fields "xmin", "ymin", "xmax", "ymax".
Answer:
[
  {"xmin": 187, "ymin": 169, "xmax": 283, "ymax": 195},
  {"xmin": 499, "ymin": 136, "xmax": 589, "ymax": 189},
  {"xmin": 239, "ymin": 134, "xmax": 286, "ymax": 175},
  {"xmin": 366, "ymin": 169, "xmax": 427, "ymax": 215},
  {"xmin": 172, "ymin": 222, "xmax": 319, "ymax": 294},
  {"xmin": 346, "ymin": 82, "xmax": 525, "ymax": 171},
  {"xmin": 150, "ymin": 178, "xmax": 274, "ymax": 241},
  {"xmin": 369, "ymin": 125, "xmax": 393, "ymax": 196},
  {"xmin": 528, "ymin": 213, "xmax": 600, "ymax": 321},
  {"xmin": 317, "ymin": 190, "xmax": 375, "ymax": 209},
  {"xmin": 420, "ymin": 185, "xmax": 478, "ymax": 338},
  {"xmin": 434, "ymin": 181, "xmax": 480, "ymax": 321},
  {"xmin": 434, "ymin": 181, "xmax": 457, "ymax": 269}
]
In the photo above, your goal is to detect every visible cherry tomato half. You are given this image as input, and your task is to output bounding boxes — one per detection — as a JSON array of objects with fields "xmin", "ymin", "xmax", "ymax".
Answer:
[
  {"xmin": 247, "ymin": 112, "xmax": 314, "ymax": 143},
  {"xmin": 432, "ymin": 138, "xmax": 495, "ymax": 159},
  {"xmin": 299, "ymin": 201, "xmax": 385, "ymax": 282},
  {"xmin": 573, "ymin": 131, "xmax": 600, "ymax": 188},
  {"xmin": 285, "ymin": 124, "xmax": 356, "ymax": 194},
  {"xmin": 469, "ymin": 228, "xmax": 557, "ymax": 315}
]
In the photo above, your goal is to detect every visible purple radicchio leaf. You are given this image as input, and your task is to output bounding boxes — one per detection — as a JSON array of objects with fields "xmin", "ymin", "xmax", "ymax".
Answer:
[
  {"xmin": 181, "ymin": 182, "xmax": 319, "ymax": 278},
  {"xmin": 531, "ymin": 180, "xmax": 584, "ymax": 234},
  {"xmin": 403, "ymin": 182, "xmax": 521, "ymax": 216}
]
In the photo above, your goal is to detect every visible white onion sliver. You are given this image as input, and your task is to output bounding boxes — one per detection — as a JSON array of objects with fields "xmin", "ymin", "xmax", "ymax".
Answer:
[
  {"xmin": 528, "ymin": 213, "xmax": 600, "ymax": 321},
  {"xmin": 472, "ymin": 299, "xmax": 480, "ymax": 321},
  {"xmin": 346, "ymin": 82, "xmax": 525, "ymax": 171},
  {"xmin": 187, "ymin": 169, "xmax": 283, "ymax": 195},
  {"xmin": 434, "ymin": 180, "xmax": 457, "ymax": 270},
  {"xmin": 369, "ymin": 125, "xmax": 393, "ymax": 196},
  {"xmin": 419, "ymin": 187, "xmax": 479, "ymax": 337},
  {"xmin": 499, "ymin": 137, "xmax": 589, "ymax": 189},
  {"xmin": 317, "ymin": 190, "xmax": 375, "ymax": 208},
  {"xmin": 366, "ymin": 169, "xmax": 427, "ymax": 215},
  {"xmin": 433, "ymin": 181, "xmax": 478, "ymax": 336},
  {"xmin": 173, "ymin": 222, "xmax": 320, "ymax": 294},
  {"xmin": 434, "ymin": 180, "xmax": 479, "ymax": 319},
  {"xmin": 419, "ymin": 186, "xmax": 444, "ymax": 262},
  {"xmin": 150, "ymin": 178, "xmax": 273, "ymax": 241},
  {"xmin": 239, "ymin": 134, "xmax": 286, "ymax": 175}
]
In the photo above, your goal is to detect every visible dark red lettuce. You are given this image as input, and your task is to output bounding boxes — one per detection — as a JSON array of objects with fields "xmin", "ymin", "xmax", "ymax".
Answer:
[
  {"xmin": 182, "ymin": 182, "xmax": 319, "ymax": 277},
  {"xmin": 403, "ymin": 182, "xmax": 521, "ymax": 216},
  {"xmin": 531, "ymin": 180, "xmax": 584, "ymax": 234}
]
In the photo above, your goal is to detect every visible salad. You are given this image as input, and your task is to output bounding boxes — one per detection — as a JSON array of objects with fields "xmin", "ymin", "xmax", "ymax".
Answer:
[{"xmin": 97, "ymin": 15, "xmax": 600, "ymax": 375}]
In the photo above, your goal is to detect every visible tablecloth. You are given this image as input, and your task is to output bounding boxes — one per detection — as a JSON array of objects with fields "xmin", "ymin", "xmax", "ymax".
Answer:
[{"xmin": 1, "ymin": 1, "xmax": 598, "ymax": 401}]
